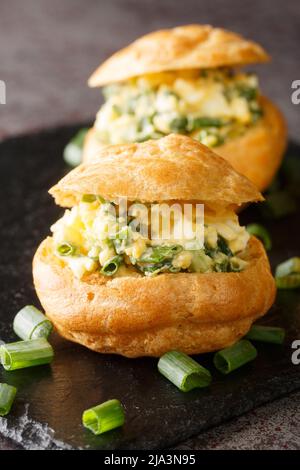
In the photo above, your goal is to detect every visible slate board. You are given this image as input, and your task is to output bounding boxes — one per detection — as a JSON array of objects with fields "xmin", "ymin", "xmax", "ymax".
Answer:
[{"xmin": 0, "ymin": 126, "xmax": 299, "ymax": 450}]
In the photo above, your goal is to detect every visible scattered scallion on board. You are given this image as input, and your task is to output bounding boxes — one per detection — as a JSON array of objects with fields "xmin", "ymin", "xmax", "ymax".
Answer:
[
  {"xmin": 245, "ymin": 325, "xmax": 285, "ymax": 345},
  {"xmin": 0, "ymin": 383, "xmax": 17, "ymax": 416},
  {"xmin": 0, "ymin": 338, "xmax": 54, "ymax": 371},
  {"xmin": 246, "ymin": 224, "xmax": 272, "ymax": 251},
  {"xmin": 275, "ymin": 257, "xmax": 300, "ymax": 289},
  {"xmin": 82, "ymin": 399, "xmax": 125, "ymax": 435},
  {"xmin": 63, "ymin": 128, "xmax": 89, "ymax": 167},
  {"xmin": 213, "ymin": 340, "xmax": 257, "ymax": 375},
  {"xmin": 157, "ymin": 351, "xmax": 212, "ymax": 391},
  {"xmin": 13, "ymin": 305, "xmax": 53, "ymax": 341}
]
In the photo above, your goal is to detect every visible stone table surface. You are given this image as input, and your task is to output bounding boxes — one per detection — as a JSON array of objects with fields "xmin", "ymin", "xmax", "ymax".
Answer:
[{"xmin": 0, "ymin": 0, "xmax": 299, "ymax": 450}]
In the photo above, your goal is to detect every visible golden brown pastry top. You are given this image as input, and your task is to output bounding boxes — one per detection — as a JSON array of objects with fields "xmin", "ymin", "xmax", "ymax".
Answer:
[
  {"xmin": 50, "ymin": 134, "xmax": 263, "ymax": 207},
  {"xmin": 88, "ymin": 25, "xmax": 270, "ymax": 87}
]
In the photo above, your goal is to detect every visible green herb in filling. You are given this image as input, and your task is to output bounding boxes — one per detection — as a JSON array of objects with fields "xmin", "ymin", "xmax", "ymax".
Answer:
[{"xmin": 95, "ymin": 68, "xmax": 262, "ymax": 148}]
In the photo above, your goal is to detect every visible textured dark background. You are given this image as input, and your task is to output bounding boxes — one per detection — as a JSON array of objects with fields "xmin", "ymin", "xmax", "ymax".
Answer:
[{"xmin": 0, "ymin": 0, "xmax": 300, "ymax": 450}]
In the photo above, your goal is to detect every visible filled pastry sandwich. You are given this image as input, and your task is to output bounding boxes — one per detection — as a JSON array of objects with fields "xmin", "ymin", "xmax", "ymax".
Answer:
[
  {"xmin": 33, "ymin": 134, "xmax": 276, "ymax": 357},
  {"xmin": 83, "ymin": 24, "xmax": 286, "ymax": 191}
]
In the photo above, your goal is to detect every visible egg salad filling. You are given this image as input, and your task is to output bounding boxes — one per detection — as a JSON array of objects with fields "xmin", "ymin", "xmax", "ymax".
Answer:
[
  {"xmin": 50, "ymin": 196, "xmax": 249, "ymax": 279},
  {"xmin": 94, "ymin": 68, "xmax": 263, "ymax": 148}
]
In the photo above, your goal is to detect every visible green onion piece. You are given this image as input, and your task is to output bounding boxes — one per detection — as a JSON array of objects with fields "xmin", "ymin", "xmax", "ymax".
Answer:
[
  {"xmin": 63, "ymin": 128, "xmax": 89, "ymax": 167},
  {"xmin": 169, "ymin": 116, "xmax": 188, "ymax": 132},
  {"xmin": 192, "ymin": 117, "xmax": 223, "ymax": 129},
  {"xmin": 275, "ymin": 257, "xmax": 300, "ymax": 277},
  {"xmin": 237, "ymin": 85, "xmax": 257, "ymax": 101},
  {"xmin": 82, "ymin": 194, "xmax": 97, "ymax": 203},
  {"xmin": 276, "ymin": 274, "xmax": 300, "ymax": 289},
  {"xmin": 140, "ymin": 245, "xmax": 182, "ymax": 263},
  {"xmin": 213, "ymin": 340, "xmax": 257, "ymax": 375},
  {"xmin": 245, "ymin": 325, "xmax": 285, "ymax": 344},
  {"xmin": 82, "ymin": 194, "xmax": 106, "ymax": 204},
  {"xmin": 57, "ymin": 242, "xmax": 76, "ymax": 256},
  {"xmin": 157, "ymin": 351, "xmax": 212, "ymax": 392},
  {"xmin": 96, "ymin": 195, "xmax": 107, "ymax": 204},
  {"xmin": 0, "ymin": 338, "xmax": 54, "ymax": 371},
  {"xmin": 246, "ymin": 224, "xmax": 272, "ymax": 251},
  {"xmin": 0, "ymin": 383, "xmax": 17, "ymax": 416},
  {"xmin": 189, "ymin": 251, "xmax": 213, "ymax": 273},
  {"xmin": 13, "ymin": 305, "xmax": 53, "ymax": 341},
  {"xmin": 217, "ymin": 236, "xmax": 233, "ymax": 256},
  {"xmin": 100, "ymin": 256, "xmax": 122, "ymax": 276},
  {"xmin": 82, "ymin": 399, "xmax": 125, "ymax": 435}
]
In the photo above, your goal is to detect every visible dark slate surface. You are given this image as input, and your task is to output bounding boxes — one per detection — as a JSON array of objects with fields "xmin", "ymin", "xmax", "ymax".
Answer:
[{"xmin": 0, "ymin": 127, "xmax": 299, "ymax": 450}]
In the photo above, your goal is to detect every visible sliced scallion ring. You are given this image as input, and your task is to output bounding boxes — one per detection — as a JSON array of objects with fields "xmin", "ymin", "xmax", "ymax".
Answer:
[
  {"xmin": 213, "ymin": 340, "xmax": 257, "ymax": 375},
  {"xmin": 13, "ymin": 305, "xmax": 53, "ymax": 341},
  {"xmin": 275, "ymin": 257, "xmax": 300, "ymax": 278},
  {"xmin": 82, "ymin": 399, "xmax": 125, "ymax": 435},
  {"xmin": 276, "ymin": 274, "xmax": 300, "ymax": 290},
  {"xmin": 245, "ymin": 325, "xmax": 285, "ymax": 344},
  {"xmin": 158, "ymin": 351, "xmax": 212, "ymax": 392},
  {"xmin": 57, "ymin": 242, "xmax": 76, "ymax": 256},
  {"xmin": 0, "ymin": 338, "xmax": 54, "ymax": 371},
  {"xmin": 100, "ymin": 256, "xmax": 122, "ymax": 276},
  {"xmin": 275, "ymin": 257, "xmax": 300, "ymax": 289},
  {"xmin": 246, "ymin": 223, "xmax": 272, "ymax": 250},
  {"xmin": 0, "ymin": 383, "xmax": 17, "ymax": 416}
]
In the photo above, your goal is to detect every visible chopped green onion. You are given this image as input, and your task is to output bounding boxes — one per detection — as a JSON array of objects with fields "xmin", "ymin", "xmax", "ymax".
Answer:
[
  {"xmin": 57, "ymin": 242, "xmax": 76, "ymax": 256},
  {"xmin": 96, "ymin": 195, "xmax": 107, "ymax": 204},
  {"xmin": 229, "ymin": 257, "xmax": 248, "ymax": 272},
  {"xmin": 275, "ymin": 257, "xmax": 300, "ymax": 277},
  {"xmin": 246, "ymin": 224, "xmax": 272, "ymax": 250},
  {"xmin": 138, "ymin": 263, "xmax": 170, "ymax": 276},
  {"xmin": 140, "ymin": 245, "xmax": 182, "ymax": 263},
  {"xmin": 63, "ymin": 128, "xmax": 89, "ymax": 167},
  {"xmin": 213, "ymin": 340, "xmax": 257, "ymax": 375},
  {"xmin": 217, "ymin": 236, "xmax": 233, "ymax": 256},
  {"xmin": 245, "ymin": 325, "xmax": 285, "ymax": 344},
  {"xmin": 189, "ymin": 250, "xmax": 213, "ymax": 273},
  {"xmin": 276, "ymin": 274, "xmax": 300, "ymax": 289},
  {"xmin": 82, "ymin": 399, "xmax": 125, "ymax": 435},
  {"xmin": 275, "ymin": 257, "xmax": 300, "ymax": 289},
  {"xmin": 237, "ymin": 85, "xmax": 257, "ymax": 101},
  {"xmin": 82, "ymin": 194, "xmax": 106, "ymax": 204},
  {"xmin": 82, "ymin": 194, "xmax": 97, "ymax": 203},
  {"xmin": 13, "ymin": 305, "xmax": 53, "ymax": 341},
  {"xmin": 191, "ymin": 117, "xmax": 223, "ymax": 129},
  {"xmin": 0, "ymin": 383, "xmax": 17, "ymax": 416},
  {"xmin": 169, "ymin": 265, "xmax": 181, "ymax": 273},
  {"xmin": 100, "ymin": 256, "xmax": 122, "ymax": 276},
  {"xmin": 157, "ymin": 351, "xmax": 212, "ymax": 392},
  {"xmin": 0, "ymin": 338, "xmax": 54, "ymax": 371},
  {"xmin": 169, "ymin": 116, "xmax": 188, "ymax": 132}
]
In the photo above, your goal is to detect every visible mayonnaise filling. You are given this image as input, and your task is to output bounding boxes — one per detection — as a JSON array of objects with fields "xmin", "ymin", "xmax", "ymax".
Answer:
[
  {"xmin": 50, "ymin": 197, "xmax": 249, "ymax": 279},
  {"xmin": 94, "ymin": 68, "xmax": 262, "ymax": 147}
]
